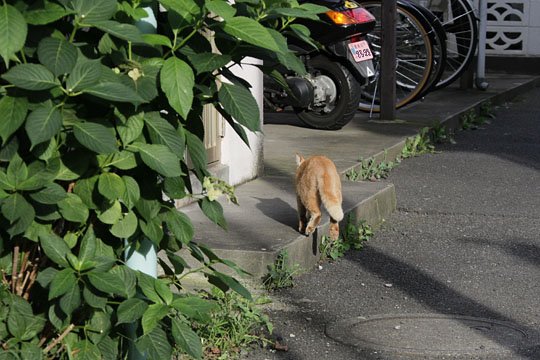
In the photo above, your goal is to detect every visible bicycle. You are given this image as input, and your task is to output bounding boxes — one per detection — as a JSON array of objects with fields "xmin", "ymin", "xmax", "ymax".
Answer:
[
  {"xmin": 357, "ymin": 0, "xmax": 443, "ymax": 113},
  {"xmin": 424, "ymin": 0, "xmax": 479, "ymax": 89}
]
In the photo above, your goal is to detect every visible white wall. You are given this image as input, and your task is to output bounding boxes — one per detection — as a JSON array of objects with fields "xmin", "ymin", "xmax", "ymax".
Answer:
[{"xmin": 220, "ymin": 58, "xmax": 264, "ymax": 186}]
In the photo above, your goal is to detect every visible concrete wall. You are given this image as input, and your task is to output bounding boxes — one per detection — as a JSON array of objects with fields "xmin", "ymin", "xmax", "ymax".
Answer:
[{"xmin": 220, "ymin": 58, "xmax": 264, "ymax": 186}]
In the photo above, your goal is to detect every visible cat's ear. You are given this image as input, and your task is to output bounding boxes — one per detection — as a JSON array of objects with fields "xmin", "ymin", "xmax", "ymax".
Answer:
[{"xmin": 295, "ymin": 153, "xmax": 304, "ymax": 166}]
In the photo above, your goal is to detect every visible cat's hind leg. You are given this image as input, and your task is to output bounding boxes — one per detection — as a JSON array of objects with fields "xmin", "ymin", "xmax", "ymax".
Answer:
[
  {"xmin": 297, "ymin": 196, "xmax": 307, "ymax": 234},
  {"xmin": 329, "ymin": 218, "xmax": 340, "ymax": 241},
  {"xmin": 304, "ymin": 197, "xmax": 322, "ymax": 236}
]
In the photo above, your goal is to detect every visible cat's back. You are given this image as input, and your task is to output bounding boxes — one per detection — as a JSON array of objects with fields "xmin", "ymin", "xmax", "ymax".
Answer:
[{"xmin": 296, "ymin": 155, "xmax": 339, "ymax": 182}]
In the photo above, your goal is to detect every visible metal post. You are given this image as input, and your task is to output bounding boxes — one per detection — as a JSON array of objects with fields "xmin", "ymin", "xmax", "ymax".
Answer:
[
  {"xmin": 476, "ymin": 0, "xmax": 489, "ymax": 90},
  {"xmin": 380, "ymin": 0, "xmax": 397, "ymax": 120}
]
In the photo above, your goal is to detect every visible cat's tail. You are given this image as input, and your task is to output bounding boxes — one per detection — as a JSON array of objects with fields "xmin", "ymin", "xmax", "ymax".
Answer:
[
  {"xmin": 319, "ymin": 185, "xmax": 343, "ymax": 222},
  {"xmin": 326, "ymin": 203, "xmax": 343, "ymax": 222}
]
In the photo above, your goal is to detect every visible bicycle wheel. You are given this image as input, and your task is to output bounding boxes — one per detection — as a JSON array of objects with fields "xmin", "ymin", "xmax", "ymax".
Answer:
[
  {"xmin": 358, "ymin": 1, "xmax": 434, "ymax": 113},
  {"xmin": 404, "ymin": 0, "xmax": 447, "ymax": 95},
  {"xmin": 419, "ymin": 0, "xmax": 478, "ymax": 89}
]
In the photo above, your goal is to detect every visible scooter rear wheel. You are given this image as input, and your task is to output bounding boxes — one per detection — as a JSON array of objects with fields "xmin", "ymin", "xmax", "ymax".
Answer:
[{"xmin": 295, "ymin": 54, "xmax": 361, "ymax": 130}]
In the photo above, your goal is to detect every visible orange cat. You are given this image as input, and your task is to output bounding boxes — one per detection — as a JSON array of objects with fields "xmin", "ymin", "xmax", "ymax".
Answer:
[{"xmin": 295, "ymin": 154, "xmax": 343, "ymax": 240}]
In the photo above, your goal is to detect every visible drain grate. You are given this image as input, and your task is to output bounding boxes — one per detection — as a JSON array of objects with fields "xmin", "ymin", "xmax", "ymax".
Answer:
[{"xmin": 325, "ymin": 314, "xmax": 539, "ymax": 357}]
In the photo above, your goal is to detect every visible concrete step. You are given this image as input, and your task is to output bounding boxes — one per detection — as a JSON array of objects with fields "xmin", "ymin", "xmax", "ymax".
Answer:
[{"xmin": 183, "ymin": 177, "xmax": 396, "ymax": 281}]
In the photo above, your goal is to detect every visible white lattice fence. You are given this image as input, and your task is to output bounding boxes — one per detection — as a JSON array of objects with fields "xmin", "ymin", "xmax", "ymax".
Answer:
[{"xmin": 484, "ymin": 0, "xmax": 540, "ymax": 55}]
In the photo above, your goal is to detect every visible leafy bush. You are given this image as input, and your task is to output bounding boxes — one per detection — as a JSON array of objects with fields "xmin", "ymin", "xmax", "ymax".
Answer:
[
  {"xmin": 195, "ymin": 287, "xmax": 273, "ymax": 359},
  {"xmin": 263, "ymin": 250, "xmax": 299, "ymax": 291},
  {"xmin": 320, "ymin": 215, "xmax": 373, "ymax": 260},
  {"xmin": 0, "ymin": 0, "xmax": 325, "ymax": 358}
]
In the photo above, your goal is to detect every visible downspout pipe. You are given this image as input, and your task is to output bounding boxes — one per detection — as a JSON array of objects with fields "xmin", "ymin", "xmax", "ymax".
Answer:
[
  {"xmin": 126, "ymin": 5, "xmax": 158, "ymax": 360},
  {"xmin": 476, "ymin": 0, "xmax": 489, "ymax": 90}
]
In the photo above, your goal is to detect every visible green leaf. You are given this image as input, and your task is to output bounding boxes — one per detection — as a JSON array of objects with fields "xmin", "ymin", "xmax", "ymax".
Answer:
[
  {"xmin": 110, "ymin": 210, "xmax": 138, "ymax": 238},
  {"xmin": 166, "ymin": 251, "xmax": 189, "ymax": 274},
  {"xmin": 142, "ymin": 34, "xmax": 172, "ymax": 48},
  {"xmin": 96, "ymin": 336, "xmax": 118, "ymax": 360},
  {"xmin": 171, "ymin": 296, "xmax": 218, "ymax": 322},
  {"xmin": 83, "ymin": 286, "xmax": 107, "ymax": 309},
  {"xmin": 73, "ymin": 175, "xmax": 99, "ymax": 209},
  {"xmin": 163, "ymin": 176, "xmax": 186, "ymax": 200},
  {"xmin": 0, "ymin": 96, "xmax": 28, "ymax": 144},
  {"xmin": 7, "ymin": 295, "xmax": 45, "ymax": 341},
  {"xmin": 24, "ymin": 2, "xmax": 70, "ymax": 25},
  {"xmin": 144, "ymin": 112, "xmax": 184, "ymax": 157},
  {"xmin": 185, "ymin": 130, "xmax": 208, "ymax": 177},
  {"xmin": 140, "ymin": 218, "xmax": 163, "ymax": 245},
  {"xmin": 109, "ymin": 151, "xmax": 137, "ymax": 170},
  {"xmin": 1, "ymin": 193, "xmax": 32, "ymax": 223},
  {"xmin": 38, "ymin": 37, "xmax": 78, "ymax": 76},
  {"xmin": 2, "ymin": 64, "xmax": 58, "ymax": 90},
  {"xmin": 0, "ymin": 5, "xmax": 27, "ymax": 66},
  {"xmin": 219, "ymin": 82, "xmax": 260, "ymax": 131},
  {"xmin": 171, "ymin": 318, "xmax": 203, "ymax": 359},
  {"xmin": 164, "ymin": 210, "xmax": 193, "ymax": 245},
  {"xmin": 117, "ymin": 298, "xmax": 148, "ymax": 325},
  {"xmin": 136, "ymin": 272, "xmax": 162, "ymax": 304},
  {"xmin": 160, "ymin": 0, "xmax": 200, "ymax": 16},
  {"xmin": 97, "ymin": 200, "xmax": 122, "ymax": 225},
  {"xmin": 126, "ymin": 61, "xmax": 161, "ymax": 102},
  {"xmin": 60, "ymin": 283, "xmax": 81, "ymax": 316},
  {"xmin": 49, "ymin": 268, "xmax": 77, "ymax": 299},
  {"xmin": 206, "ymin": 0, "xmax": 236, "ymax": 20},
  {"xmin": 70, "ymin": 0, "xmax": 117, "ymax": 22},
  {"xmin": 73, "ymin": 121, "xmax": 117, "ymax": 154},
  {"xmin": 15, "ymin": 159, "xmax": 54, "ymax": 191},
  {"xmin": 160, "ymin": 57, "xmax": 194, "ymax": 119},
  {"xmin": 208, "ymin": 272, "xmax": 252, "ymax": 300},
  {"xmin": 91, "ymin": 20, "xmax": 144, "ymax": 43},
  {"xmin": 117, "ymin": 111, "xmax": 144, "ymax": 145},
  {"xmin": 135, "ymin": 198, "xmax": 160, "ymax": 222},
  {"xmin": 83, "ymin": 82, "xmax": 146, "ymax": 103},
  {"xmin": 66, "ymin": 58, "xmax": 102, "ymax": 92},
  {"xmin": 113, "ymin": 265, "xmax": 137, "ymax": 297},
  {"xmin": 135, "ymin": 327, "xmax": 172, "ymax": 360},
  {"xmin": 142, "ymin": 303, "xmax": 169, "ymax": 334},
  {"xmin": 121, "ymin": 175, "xmax": 140, "ymax": 209},
  {"xmin": 268, "ymin": 7, "xmax": 320, "ymax": 20},
  {"xmin": 222, "ymin": 16, "xmax": 281, "ymax": 52},
  {"xmin": 29, "ymin": 183, "xmax": 67, "ymax": 204},
  {"xmin": 154, "ymin": 279, "xmax": 173, "ymax": 305},
  {"xmin": 98, "ymin": 172, "xmax": 126, "ymax": 201},
  {"xmin": 25, "ymin": 101, "xmax": 63, "ymax": 148},
  {"xmin": 129, "ymin": 143, "xmax": 182, "ymax": 177},
  {"xmin": 87, "ymin": 270, "xmax": 124, "ymax": 296},
  {"xmin": 58, "ymin": 193, "xmax": 89, "ymax": 223},
  {"xmin": 199, "ymin": 197, "xmax": 227, "ymax": 230},
  {"xmin": 188, "ymin": 52, "xmax": 232, "ymax": 75},
  {"xmin": 39, "ymin": 232, "xmax": 71, "ymax": 268},
  {"xmin": 289, "ymin": 23, "xmax": 318, "ymax": 50},
  {"xmin": 71, "ymin": 341, "xmax": 102, "ymax": 360},
  {"xmin": 36, "ymin": 267, "xmax": 58, "ymax": 288},
  {"xmin": 19, "ymin": 343, "xmax": 42, "ymax": 360},
  {"xmin": 87, "ymin": 311, "xmax": 111, "ymax": 345},
  {"xmin": 79, "ymin": 227, "xmax": 96, "ymax": 263}
]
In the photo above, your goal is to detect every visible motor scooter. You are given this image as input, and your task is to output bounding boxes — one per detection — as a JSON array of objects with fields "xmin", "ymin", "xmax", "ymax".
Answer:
[{"xmin": 264, "ymin": 0, "xmax": 376, "ymax": 130}]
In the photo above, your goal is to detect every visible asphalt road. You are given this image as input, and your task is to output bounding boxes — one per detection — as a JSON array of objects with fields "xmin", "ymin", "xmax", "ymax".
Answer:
[{"xmin": 244, "ymin": 86, "xmax": 540, "ymax": 359}]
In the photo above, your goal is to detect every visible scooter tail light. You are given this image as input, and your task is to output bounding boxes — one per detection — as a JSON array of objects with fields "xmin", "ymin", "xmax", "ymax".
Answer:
[
  {"xmin": 326, "ymin": 10, "xmax": 356, "ymax": 25},
  {"xmin": 326, "ymin": 8, "xmax": 376, "ymax": 25},
  {"xmin": 348, "ymin": 8, "xmax": 376, "ymax": 24}
]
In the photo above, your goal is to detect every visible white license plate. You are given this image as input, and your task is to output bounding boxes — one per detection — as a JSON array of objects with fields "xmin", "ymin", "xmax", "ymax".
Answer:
[{"xmin": 348, "ymin": 40, "xmax": 373, "ymax": 62}]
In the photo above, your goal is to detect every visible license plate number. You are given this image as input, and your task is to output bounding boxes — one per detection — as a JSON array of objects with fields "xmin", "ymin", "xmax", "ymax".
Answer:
[{"xmin": 348, "ymin": 40, "xmax": 373, "ymax": 62}]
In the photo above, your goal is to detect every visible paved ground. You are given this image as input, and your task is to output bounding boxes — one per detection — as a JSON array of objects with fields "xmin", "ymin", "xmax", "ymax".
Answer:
[{"xmin": 243, "ymin": 86, "xmax": 540, "ymax": 359}]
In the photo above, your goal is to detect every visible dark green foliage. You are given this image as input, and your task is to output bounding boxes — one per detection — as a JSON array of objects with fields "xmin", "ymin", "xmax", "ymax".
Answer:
[{"xmin": 0, "ymin": 0, "xmax": 324, "ymax": 357}]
